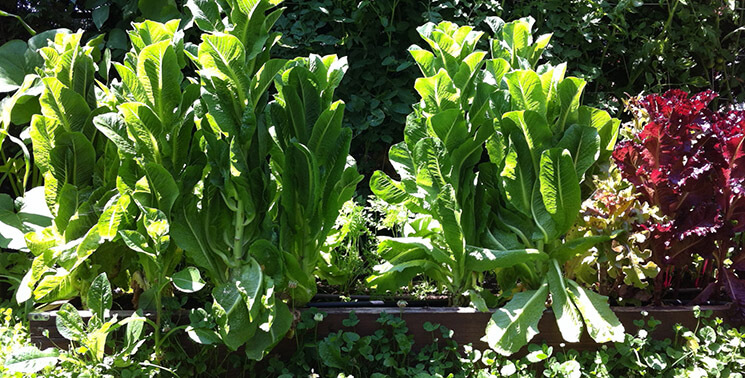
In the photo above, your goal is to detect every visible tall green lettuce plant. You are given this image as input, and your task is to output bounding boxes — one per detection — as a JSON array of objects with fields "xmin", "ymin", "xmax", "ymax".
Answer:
[
  {"xmin": 172, "ymin": 0, "xmax": 361, "ymax": 358},
  {"xmin": 368, "ymin": 20, "xmax": 544, "ymax": 307},
  {"xmin": 171, "ymin": 0, "xmax": 289, "ymax": 357},
  {"xmin": 91, "ymin": 19, "xmax": 203, "ymax": 357},
  {"xmin": 17, "ymin": 31, "xmax": 135, "ymax": 305},
  {"xmin": 269, "ymin": 54, "xmax": 363, "ymax": 304},
  {"xmin": 370, "ymin": 18, "xmax": 624, "ymax": 355}
]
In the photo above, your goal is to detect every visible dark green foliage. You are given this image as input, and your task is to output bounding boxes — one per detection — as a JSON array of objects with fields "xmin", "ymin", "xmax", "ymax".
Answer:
[
  {"xmin": 500, "ymin": 1, "xmax": 745, "ymax": 110},
  {"xmin": 265, "ymin": 310, "xmax": 470, "ymax": 377},
  {"xmin": 259, "ymin": 309, "xmax": 745, "ymax": 377},
  {"xmin": 272, "ymin": 0, "xmax": 420, "ymax": 178},
  {"xmin": 0, "ymin": 1, "xmax": 185, "ymax": 55}
]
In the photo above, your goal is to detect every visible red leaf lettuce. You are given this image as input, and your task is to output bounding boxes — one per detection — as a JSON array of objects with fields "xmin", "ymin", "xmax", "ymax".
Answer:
[{"xmin": 613, "ymin": 90, "xmax": 745, "ymax": 314}]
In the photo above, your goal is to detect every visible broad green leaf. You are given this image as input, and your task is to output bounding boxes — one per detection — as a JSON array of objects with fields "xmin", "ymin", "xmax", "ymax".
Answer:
[
  {"xmin": 556, "ymin": 125, "xmax": 600, "ymax": 180},
  {"xmin": 93, "ymin": 113, "xmax": 136, "ymax": 157},
  {"xmin": 578, "ymin": 106, "xmax": 619, "ymax": 154},
  {"xmin": 55, "ymin": 40, "xmax": 96, "ymax": 100},
  {"xmin": 367, "ymin": 259, "xmax": 441, "ymax": 292},
  {"xmin": 323, "ymin": 55, "xmax": 348, "ymax": 97},
  {"xmin": 119, "ymin": 102, "xmax": 162, "ymax": 163},
  {"xmin": 213, "ymin": 281, "xmax": 257, "ymax": 350},
  {"xmin": 39, "ymin": 77, "xmax": 90, "ymax": 132},
  {"xmin": 529, "ymin": 33, "xmax": 552, "ymax": 66},
  {"xmin": 119, "ymin": 230, "xmax": 155, "ymax": 258},
  {"xmin": 435, "ymin": 187, "xmax": 464, "ymax": 260},
  {"xmin": 414, "ymin": 69, "xmax": 458, "ymax": 113},
  {"xmin": 500, "ymin": 136, "xmax": 534, "ymax": 216},
  {"xmin": 113, "ymin": 63, "xmax": 149, "ymax": 104},
  {"xmin": 557, "ymin": 77, "xmax": 586, "ymax": 131},
  {"xmin": 539, "ymin": 148, "xmax": 581, "ymax": 234},
  {"xmin": 482, "ymin": 227, "xmax": 523, "ymax": 251},
  {"xmin": 409, "ymin": 46, "xmax": 436, "ymax": 77},
  {"xmin": 53, "ymin": 183, "xmax": 78, "ymax": 230},
  {"xmin": 137, "ymin": 40, "xmax": 183, "ymax": 124},
  {"xmin": 233, "ymin": 0, "xmax": 262, "ymax": 18},
  {"xmin": 282, "ymin": 142, "xmax": 318, "ymax": 217},
  {"xmin": 71, "ymin": 225, "xmax": 104, "ymax": 269},
  {"xmin": 540, "ymin": 63, "xmax": 566, "ymax": 125},
  {"xmin": 283, "ymin": 252, "xmax": 316, "ymax": 305},
  {"xmin": 577, "ymin": 106, "xmax": 612, "ymax": 131},
  {"xmin": 0, "ymin": 187, "xmax": 53, "ymax": 250},
  {"xmin": 244, "ymin": 301, "xmax": 293, "ymax": 361},
  {"xmin": 250, "ymin": 58, "xmax": 286, "ymax": 108},
  {"xmin": 469, "ymin": 290, "xmax": 489, "ymax": 312},
  {"xmin": 404, "ymin": 112, "xmax": 428, "ymax": 149},
  {"xmin": 28, "ymin": 28, "xmax": 70, "ymax": 52},
  {"xmin": 504, "ymin": 70, "xmax": 546, "ymax": 115},
  {"xmin": 378, "ymin": 237, "xmax": 450, "ymax": 266},
  {"xmin": 453, "ymin": 51, "xmax": 487, "ymax": 91},
  {"xmin": 413, "ymin": 137, "xmax": 447, "ymax": 192},
  {"xmin": 56, "ymin": 302, "xmax": 85, "ymax": 341},
  {"xmin": 0, "ymin": 40, "xmax": 30, "ymax": 92},
  {"xmin": 92, "ymin": 5, "xmax": 109, "ymax": 29},
  {"xmin": 388, "ymin": 142, "xmax": 416, "ymax": 183},
  {"xmin": 233, "ymin": 259, "xmax": 263, "ymax": 321},
  {"xmin": 430, "ymin": 108, "xmax": 468, "ymax": 152},
  {"xmin": 465, "ymin": 247, "xmax": 546, "ymax": 272},
  {"xmin": 530, "ymin": 182, "xmax": 559, "ymax": 242},
  {"xmin": 4, "ymin": 347, "xmax": 59, "ymax": 373},
  {"xmin": 171, "ymin": 199, "xmax": 224, "ymax": 279},
  {"xmin": 139, "ymin": 206, "xmax": 169, "ymax": 247},
  {"xmin": 369, "ymin": 171, "xmax": 408, "ymax": 204},
  {"xmin": 29, "ymin": 115, "xmax": 55, "ymax": 173},
  {"xmin": 502, "ymin": 110, "xmax": 551, "ymax": 166},
  {"xmin": 450, "ymin": 122, "xmax": 491, "ymax": 191},
  {"xmin": 484, "ymin": 282, "xmax": 548, "ymax": 355},
  {"xmin": 547, "ymin": 259, "xmax": 582, "ymax": 343},
  {"xmin": 308, "ymin": 101, "xmax": 344, "ymax": 160},
  {"xmin": 550, "ymin": 236, "xmax": 611, "ymax": 263},
  {"xmin": 87, "ymin": 272, "xmax": 112, "ymax": 320},
  {"xmin": 566, "ymin": 279, "xmax": 624, "ymax": 343},
  {"xmin": 501, "ymin": 21, "xmax": 530, "ymax": 64},
  {"xmin": 2, "ymin": 73, "xmax": 41, "ymax": 127},
  {"xmin": 144, "ymin": 163, "xmax": 178, "ymax": 215},
  {"xmin": 185, "ymin": 0, "xmax": 224, "ymax": 32},
  {"xmin": 484, "ymin": 58, "xmax": 511, "ymax": 86},
  {"xmin": 202, "ymin": 76, "xmax": 243, "ymax": 135},
  {"xmin": 129, "ymin": 19, "xmax": 180, "ymax": 50},
  {"xmin": 33, "ymin": 272, "xmax": 78, "ymax": 302},
  {"xmin": 172, "ymin": 266, "xmax": 206, "ymax": 293},
  {"xmin": 137, "ymin": 0, "xmax": 181, "ymax": 23},
  {"xmin": 486, "ymin": 132, "xmax": 506, "ymax": 166},
  {"xmin": 186, "ymin": 326, "xmax": 222, "ymax": 345},
  {"xmin": 97, "ymin": 194, "xmax": 131, "ymax": 240},
  {"xmin": 48, "ymin": 131, "xmax": 96, "ymax": 187},
  {"xmin": 199, "ymin": 33, "xmax": 249, "ymax": 105},
  {"xmin": 123, "ymin": 310, "xmax": 145, "ymax": 349},
  {"xmin": 87, "ymin": 321, "xmax": 112, "ymax": 362}
]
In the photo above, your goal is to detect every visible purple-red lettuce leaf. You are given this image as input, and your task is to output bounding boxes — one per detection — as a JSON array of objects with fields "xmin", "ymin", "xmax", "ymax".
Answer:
[{"xmin": 614, "ymin": 90, "xmax": 745, "ymax": 313}]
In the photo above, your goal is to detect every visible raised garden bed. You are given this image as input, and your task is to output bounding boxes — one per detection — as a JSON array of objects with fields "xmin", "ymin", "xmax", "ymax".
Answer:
[{"xmin": 28, "ymin": 303, "xmax": 737, "ymax": 354}]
